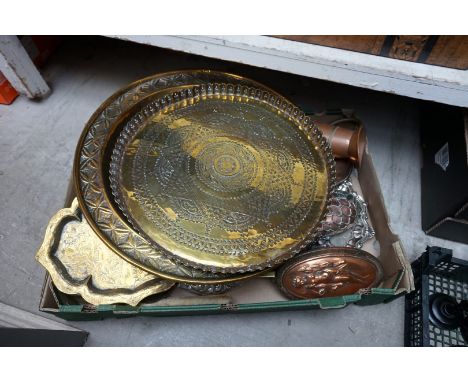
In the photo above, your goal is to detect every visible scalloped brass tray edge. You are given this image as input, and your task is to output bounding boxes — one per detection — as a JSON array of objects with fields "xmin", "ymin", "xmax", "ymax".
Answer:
[{"xmin": 35, "ymin": 199, "xmax": 175, "ymax": 306}]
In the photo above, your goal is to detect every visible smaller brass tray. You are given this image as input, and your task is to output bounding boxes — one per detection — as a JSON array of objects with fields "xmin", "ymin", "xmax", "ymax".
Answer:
[
  {"xmin": 276, "ymin": 247, "xmax": 383, "ymax": 299},
  {"xmin": 36, "ymin": 199, "xmax": 175, "ymax": 306}
]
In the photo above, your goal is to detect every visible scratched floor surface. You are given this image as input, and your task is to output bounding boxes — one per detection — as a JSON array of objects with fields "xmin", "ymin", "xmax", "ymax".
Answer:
[{"xmin": 1, "ymin": 36, "xmax": 466, "ymax": 346}]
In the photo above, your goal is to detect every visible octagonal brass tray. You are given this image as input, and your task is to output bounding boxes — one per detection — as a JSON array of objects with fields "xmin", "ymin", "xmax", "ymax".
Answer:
[
  {"xmin": 109, "ymin": 83, "xmax": 335, "ymax": 273},
  {"xmin": 75, "ymin": 70, "xmax": 296, "ymax": 283}
]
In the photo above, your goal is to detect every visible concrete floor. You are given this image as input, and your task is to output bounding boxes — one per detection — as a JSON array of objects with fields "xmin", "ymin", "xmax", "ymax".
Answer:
[{"xmin": 1, "ymin": 36, "xmax": 467, "ymax": 346}]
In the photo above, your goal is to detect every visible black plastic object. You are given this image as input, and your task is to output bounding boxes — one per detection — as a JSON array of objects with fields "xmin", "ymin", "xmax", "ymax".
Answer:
[
  {"xmin": 405, "ymin": 246, "xmax": 468, "ymax": 347},
  {"xmin": 460, "ymin": 317, "xmax": 468, "ymax": 343},
  {"xmin": 460, "ymin": 300, "xmax": 468, "ymax": 313},
  {"xmin": 420, "ymin": 103, "xmax": 468, "ymax": 244},
  {"xmin": 428, "ymin": 293, "xmax": 462, "ymax": 330}
]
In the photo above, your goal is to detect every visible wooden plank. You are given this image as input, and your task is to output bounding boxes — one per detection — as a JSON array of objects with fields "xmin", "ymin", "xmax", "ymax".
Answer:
[
  {"xmin": 0, "ymin": 35, "xmax": 50, "ymax": 99},
  {"xmin": 108, "ymin": 35, "xmax": 468, "ymax": 107},
  {"xmin": 0, "ymin": 301, "xmax": 82, "ymax": 331},
  {"xmin": 0, "ymin": 328, "xmax": 88, "ymax": 346},
  {"xmin": 426, "ymin": 36, "xmax": 468, "ymax": 69},
  {"xmin": 272, "ymin": 35, "xmax": 386, "ymax": 55},
  {"xmin": 273, "ymin": 35, "xmax": 468, "ymax": 70},
  {"xmin": 386, "ymin": 35, "xmax": 432, "ymax": 62},
  {"xmin": 0, "ymin": 301, "xmax": 88, "ymax": 346}
]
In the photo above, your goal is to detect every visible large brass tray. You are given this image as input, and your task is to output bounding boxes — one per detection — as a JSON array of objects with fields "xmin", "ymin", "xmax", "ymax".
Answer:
[
  {"xmin": 109, "ymin": 83, "xmax": 335, "ymax": 273},
  {"xmin": 75, "ymin": 70, "xmax": 295, "ymax": 283},
  {"xmin": 75, "ymin": 70, "xmax": 335, "ymax": 280}
]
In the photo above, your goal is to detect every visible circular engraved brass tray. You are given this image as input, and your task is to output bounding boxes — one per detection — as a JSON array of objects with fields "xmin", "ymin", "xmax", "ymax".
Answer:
[
  {"xmin": 74, "ymin": 70, "xmax": 335, "ymax": 281},
  {"xmin": 110, "ymin": 83, "xmax": 335, "ymax": 273},
  {"xmin": 75, "ymin": 70, "xmax": 294, "ymax": 283}
]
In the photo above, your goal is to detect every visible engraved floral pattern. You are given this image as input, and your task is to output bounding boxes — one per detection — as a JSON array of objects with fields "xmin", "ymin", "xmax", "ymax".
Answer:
[{"xmin": 110, "ymin": 84, "xmax": 336, "ymax": 272}]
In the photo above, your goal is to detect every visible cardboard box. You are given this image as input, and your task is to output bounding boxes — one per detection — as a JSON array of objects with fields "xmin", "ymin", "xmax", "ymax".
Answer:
[{"xmin": 38, "ymin": 128, "xmax": 414, "ymax": 320}]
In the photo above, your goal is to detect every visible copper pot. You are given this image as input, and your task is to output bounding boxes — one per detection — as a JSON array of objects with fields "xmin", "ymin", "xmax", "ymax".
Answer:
[{"xmin": 316, "ymin": 120, "xmax": 366, "ymax": 166}]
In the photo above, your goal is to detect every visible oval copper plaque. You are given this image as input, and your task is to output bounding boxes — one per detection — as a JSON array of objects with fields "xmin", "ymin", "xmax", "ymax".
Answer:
[{"xmin": 276, "ymin": 247, "xmax": 384, "ymax": 299}]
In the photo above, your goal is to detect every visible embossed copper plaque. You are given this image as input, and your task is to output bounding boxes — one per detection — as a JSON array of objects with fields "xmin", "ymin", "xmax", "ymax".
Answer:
[
  {"xmin": 110, "ymin": 83, "xmax": 335, "ymax": 273},
  {"xmin": 276, "ymin": 247, "xmax": 383, "ymax": 299},
  {"xmin": 75, "ymin": 70, "xmax": 309, "ymax": 283}
]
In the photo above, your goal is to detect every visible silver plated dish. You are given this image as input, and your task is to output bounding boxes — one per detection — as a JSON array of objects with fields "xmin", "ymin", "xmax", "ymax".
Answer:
[{"xmin": 314, "ymin": 180, "xmax": 374, "ymax": 248}]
